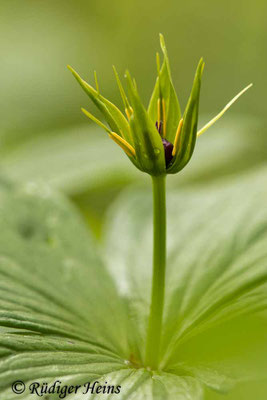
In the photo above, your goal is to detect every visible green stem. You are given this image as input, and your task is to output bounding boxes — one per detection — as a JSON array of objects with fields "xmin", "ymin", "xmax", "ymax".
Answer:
[{"xmin": 145, "ymin": 174, "xmax": 166, "ymax": 370}]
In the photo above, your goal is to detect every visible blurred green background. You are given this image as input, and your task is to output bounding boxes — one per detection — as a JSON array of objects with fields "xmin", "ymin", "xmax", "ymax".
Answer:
[
  {"xmin": 1, "ymin": 0, "xmax": 267, "ymax": 145},
  {"xmin": 1, "ymin": 0, "xmax": 267, "ymax": 228},
  {"xmin": 0, "ymin": 1, "xmax": 267, "ymax": 397}
]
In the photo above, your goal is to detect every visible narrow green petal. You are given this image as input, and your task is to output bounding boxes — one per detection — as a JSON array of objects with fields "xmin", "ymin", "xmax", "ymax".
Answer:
[
  {"xmin": 168, "ymin": 58, "xmax": 204, "ymax": 174},
  {"xmin": 68, "ymin": 65, "xmax": 132, "ymax": 144},
  {"xmin": 125, "ymin": 71, "xmax": 165, "ymax": 175},
  {"xmin": 94, "ymin": 70, "xmax": 100, "ymax": 94},
  {"xmin": 197, "ymin": 84, "xmax": 253, "ymax": 137},
  {"xmin": 113, "ymin": 66, "xmax": 130, "ymax": 111},
  {"xmin": 81, "ymin": 108, "xmax": 112, "ymax": 133},
  {"xmin": 159, "ymin": 33, "xmax": 171, "ymax": 74},
  {"xmin": 148, "ymin": 35, "xmax": 181, "ymax": 143}
]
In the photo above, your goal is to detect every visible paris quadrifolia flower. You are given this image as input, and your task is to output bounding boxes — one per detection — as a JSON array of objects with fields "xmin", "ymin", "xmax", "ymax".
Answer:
[{"xmin": 68, "ymin": 34, "xmax": 252, "ymax": 176}]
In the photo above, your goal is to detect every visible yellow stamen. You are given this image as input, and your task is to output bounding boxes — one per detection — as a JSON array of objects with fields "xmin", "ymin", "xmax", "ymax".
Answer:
[
  {"xmin": 162, "ymin": 98, "xmax": 166, "ymax": 137},
  {"xmin": 172, "ymin": 118, "xmax": 184, "ymax": 156},
  {"xmin": 113, "ymin": 65, "xmax": 131, "ymax": 110},
  {"xmin": 197, "ymin": 83, "xmax": 253, "ymax": 137},
  {"xmin": 109, "ymin": 131, "xmax": 136, "ymax": 158},
  {"xmin": 81, "ymin": 108, "xmax": 111, "ymax": 133},
  {"xmin": 94, "ymin": 71, "xmax": 100, "ymax": 94},
  {"xmin": 125, "ymin": 108, "xmax": 131, "ymax": 120},
  {"xmin": 157, "ymin": 98, "xmax": 161, "ymax": 127},
  {"xmin": 125, "ymin": 106, "xmax": 133, "ymax": 121}
]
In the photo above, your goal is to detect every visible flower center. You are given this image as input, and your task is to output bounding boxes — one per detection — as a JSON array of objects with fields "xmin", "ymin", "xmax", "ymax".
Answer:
[{"xmin": 155, "ymin": 121, "xmax": 174, "ymax": 168}]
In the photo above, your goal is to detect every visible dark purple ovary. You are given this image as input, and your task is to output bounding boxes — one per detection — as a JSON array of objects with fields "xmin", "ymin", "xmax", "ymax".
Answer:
[
  {"xmin": 155, "ymin": 121, "xmax": 174, "ymax": 168},
  {"xmin": 162, "ymin": 138, "xmax": 174, "ymax": 168}
]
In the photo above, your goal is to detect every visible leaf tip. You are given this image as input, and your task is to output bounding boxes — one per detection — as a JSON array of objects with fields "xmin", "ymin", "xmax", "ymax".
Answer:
[
  {"xmin": 198, "ymin": 58, "xmax": 205, "ymax": 73},
  {"xmin": 94, "ymin": 70, "xmax": 100, "ymax": 93},
  {"xmin": 159, "ymin": 33, "xmax": 165, "ymax": 48},
  {"xmin": 67, "ymin": 65, "xmax": 84, "ymax": 84},
  {"xmin": 67, "ymin": 65, "xmax": 75, "ymax": 74}
]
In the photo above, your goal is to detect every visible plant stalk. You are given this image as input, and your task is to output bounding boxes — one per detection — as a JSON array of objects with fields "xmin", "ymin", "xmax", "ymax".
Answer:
[{"xmin": 145, "ymin": 174, "xmax": 166, "ymax": 370}]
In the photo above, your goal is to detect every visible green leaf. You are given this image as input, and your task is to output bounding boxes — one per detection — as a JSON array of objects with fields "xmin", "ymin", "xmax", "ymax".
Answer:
[
  {"xmin": 148, "ymin": 35, "xmax": 181, "ymax": 143},
  {"xmin": 168, "ymin": 59, "xmax": 204, "ymax": 174},
  {"xmin": 0, "ymin": 180, "xmax": 128, "ymax": 397},
  {"xmin": 1, "ymin": 173, "xmax": 267, "ymax": 398},
  {"xmin": 0, "ymin": 179, "xmax": 206, "ymax": 400},
  {"xmin": 104, "ymin": 169, "xmax": 267, "ymax": 390}
]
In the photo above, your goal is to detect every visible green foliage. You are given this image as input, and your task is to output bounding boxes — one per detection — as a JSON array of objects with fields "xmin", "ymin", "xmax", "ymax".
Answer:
[
  {"xmin": 1, "ymin": 2, "xmax": 267, "ymax": 398},
  {"xmin": 104, "ymin": 171, "xmax": 267, "ymax": 371},
  {"xmin": 0, "ymin": 171, "xmax": 267, "ymax": 399},
  {"xmin": 0, "ymin": 180, "xmax": 129, "ymax": 398}
]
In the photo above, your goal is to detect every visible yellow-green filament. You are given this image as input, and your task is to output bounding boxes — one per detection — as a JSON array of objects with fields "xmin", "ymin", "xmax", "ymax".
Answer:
[
  {"xmin": 125, "ymin": 107, "xmax": 133, "ymax": 121},
  {"xmin": 81, "ymin": 108, "xmax": 111, "ymax": 133},
  {"xmin": 67, "ymin": 65, "xmax": 99, "ymax": 96},
  {"xmin": 109, "ymin": 131, "xmax": 136, "ymax": 158},
  {"xmin": 197, "ymin": 83, "xmax": 253, "ymax": 137},
  {"xmin": 172, "ymin": 118, "xmax": 184, "ymax": 156},
  {"xmin": 157, "ymin": 98, "xmax": 161, "ymax": 127},
  {"xmin": 125, "ymin": 108, "xmax": 131, "ymax": 120},
  {"xmin": 94, "ymin": 71, "xmax": 100, "ymax": 94},
  {"xmin": 113, "ymin": 65, "xmax": 131, "ymax": 111}
]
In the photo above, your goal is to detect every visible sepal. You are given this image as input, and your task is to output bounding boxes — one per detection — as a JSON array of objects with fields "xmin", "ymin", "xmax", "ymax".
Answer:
[
  {"xmin": 148, "ymin": 34, "xmax": 181, "ymax": 143},
  {"xmin": 125, "ymin": 71, "xmax": 166, "ymax": 175},
  {"xmin": 67, "ymin": 66, "xmax": 132, "ymax": 145},
  {"xmin": 167, "ymin": 58, "xmax": 204, "ymax": 174}
]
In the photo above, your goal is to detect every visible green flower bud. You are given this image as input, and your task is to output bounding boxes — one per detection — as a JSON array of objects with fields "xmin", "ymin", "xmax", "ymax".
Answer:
[{"xmin": 68, "ymin": 34, "xmax": 252, "ymax": 176}]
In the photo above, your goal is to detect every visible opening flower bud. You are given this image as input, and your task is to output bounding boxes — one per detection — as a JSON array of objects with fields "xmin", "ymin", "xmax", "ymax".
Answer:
[{"xmin": 69, "ymin": 33, "xmax": 252, "ymax": 177}]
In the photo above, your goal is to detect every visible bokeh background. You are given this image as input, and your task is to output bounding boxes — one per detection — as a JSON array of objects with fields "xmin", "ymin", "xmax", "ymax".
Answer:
[{"xmin": 1, "ymin": 1, "xmax": 267, "ymax": 398}]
